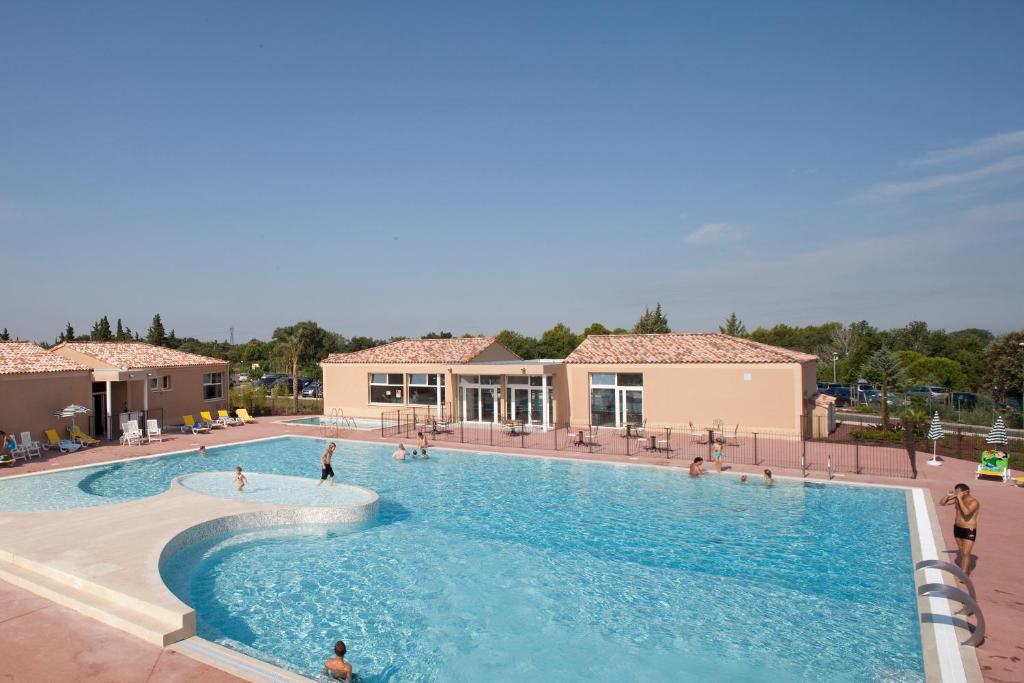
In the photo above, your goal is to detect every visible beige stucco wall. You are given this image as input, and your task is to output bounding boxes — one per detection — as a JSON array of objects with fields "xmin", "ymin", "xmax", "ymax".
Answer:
[
  {"xmin": 0, "ymin": 372, "xmax": 93, "ymax": 442},
  {"xmin": 469, "ymin": 342, "xmax": 521, "ymax": 363},
  {"xmin": 566, "ymin": 362, "xmax": 810, "ymax": 434},
  {"xmin": 322, "ymin": 358, "xmax": 569, "ymax": 423},
  {"xmin": 121, "ymin": 364, "xmax": 231, "ymax": 427}
]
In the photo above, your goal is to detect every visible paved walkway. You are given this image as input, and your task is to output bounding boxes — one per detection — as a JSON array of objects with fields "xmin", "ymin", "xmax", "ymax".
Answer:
[{"xmin": 1, "ymin": 417, "xmax": 1021, "ymax": 682}]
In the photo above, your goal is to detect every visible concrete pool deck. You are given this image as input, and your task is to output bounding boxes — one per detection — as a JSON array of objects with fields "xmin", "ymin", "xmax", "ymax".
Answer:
[{"xmin": 0, "ymin": 417, "xmax": 1019, "ymax": 681}]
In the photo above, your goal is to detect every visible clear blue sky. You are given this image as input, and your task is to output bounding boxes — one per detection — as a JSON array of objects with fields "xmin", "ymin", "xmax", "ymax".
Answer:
[{"xmin": 2, "ymin": 1, "xmax": 1023, "ymax": 343}]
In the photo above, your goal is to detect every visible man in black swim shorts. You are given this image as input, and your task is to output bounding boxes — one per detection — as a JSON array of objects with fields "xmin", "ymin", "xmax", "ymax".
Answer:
[
  {"xmin": 318, "ymin": 442, "xmax": 336, "ymax": 487},
  {"xmin": 940, "ymin": 483, "xmax": 980, "ymax": 575}
]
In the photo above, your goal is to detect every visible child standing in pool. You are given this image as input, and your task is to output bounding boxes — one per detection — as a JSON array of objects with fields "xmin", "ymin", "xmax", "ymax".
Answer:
[
  {"xmin": 318, "ymin": 442, "xmax": 336, "ymax": 487},
  {"xmin": 711, "ymin": 439, "xmax": 724, "ymax": 472},
  {"xmin": 199, "ymin": 446, "xmax": 207, "ymax": 457},
  {"xmin": 235, "ymin": 466, "xmax": 247, "ymax": 492}
]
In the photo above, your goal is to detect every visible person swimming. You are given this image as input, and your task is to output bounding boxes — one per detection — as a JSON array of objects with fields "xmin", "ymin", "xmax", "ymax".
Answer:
[
  {"xmin": 392, "ymin": 444, "xmax": 407, "ymax": 460},
  {"xmin": 688, "ymin": 457, "xmax": 704, "ymax": 476},
  {"xmin": 323, "ymin": 640, "xmax": 353, "ymax": 682},
  {"xmin": 740, "ymin": 474, "xmax": 748, "ymax": 483},
  {"xmin": 763, "ymin": 469, "xmax": 773, "ymax": 486}
]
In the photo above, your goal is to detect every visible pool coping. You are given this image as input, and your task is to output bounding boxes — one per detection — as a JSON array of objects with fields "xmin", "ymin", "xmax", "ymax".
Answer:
[{"xmin": 0, "ymin": 433, "xmax": 981, "ymax": 682}]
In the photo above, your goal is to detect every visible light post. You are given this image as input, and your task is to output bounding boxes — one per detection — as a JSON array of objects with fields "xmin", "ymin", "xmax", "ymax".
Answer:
[
  {"xmin": 1018, "ymin": 342, "xmax": 1024, "ymax": 427},
  {"xmin": 832, "ymin": 352, "xmax": 838, "ymax": 384}
]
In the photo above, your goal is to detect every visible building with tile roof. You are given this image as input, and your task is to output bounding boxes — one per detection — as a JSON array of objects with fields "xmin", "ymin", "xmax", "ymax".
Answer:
[
  {"xmin": 323, "ymin": 337, "xmax": 516, "ymax": 365},
  {"xmin": 0, "ymin": 342, "xmax": 93, "ymax": 443},
  {"xmin": 50, "ymin": 342, "xmax": 230, "ymax": 439}
]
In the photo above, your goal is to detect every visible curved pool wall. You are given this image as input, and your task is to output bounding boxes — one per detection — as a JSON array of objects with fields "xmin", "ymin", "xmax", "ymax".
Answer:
[{"xmin": 176, "ymin": 471, "xmax": 379, "ymax": 507}]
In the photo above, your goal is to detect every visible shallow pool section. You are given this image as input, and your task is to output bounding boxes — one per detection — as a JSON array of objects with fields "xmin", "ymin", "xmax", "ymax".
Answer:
[
  {"xmin": 284, "ymin": 416, "xmax": 383, "ymax": 430},
  {"xmin": 147, "ymin": 437, "xmax": 924, "ymax": 682},
  {"xmin": 177, "ymin": 471, "xmax": 377, "ymax": 507}
]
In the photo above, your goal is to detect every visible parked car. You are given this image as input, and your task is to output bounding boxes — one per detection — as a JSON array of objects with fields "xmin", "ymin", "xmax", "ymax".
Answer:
[
  {"xmin": 301, "ymin": 380, "xmax": 323, "ymax": 398},
  {"xmin": 824, "ymin": 386, "xmax": 851, "ymax": 407},
  {"xmin": 951, "ymin": 392, "xmax": 977, "ymax": 410},
  {"xmin": 858, "ymin": 388, "xmax": 880, "ymax": 403},
  {"xmin": 906, "ymin": 386, "xmax": 949, "ymax": 402}
]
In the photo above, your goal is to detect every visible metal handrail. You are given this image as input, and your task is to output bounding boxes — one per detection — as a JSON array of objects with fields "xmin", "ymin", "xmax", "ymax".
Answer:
[
  {"xmin": 915, "ymin": 560, "xmax": 976, "ymax": 600},
  {"xmin": 917, "ymin": 583, "xmax": 985, "ymax": 646}
]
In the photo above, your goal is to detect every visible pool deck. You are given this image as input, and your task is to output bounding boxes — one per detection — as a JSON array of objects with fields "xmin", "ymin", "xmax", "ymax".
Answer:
[{"xmin": 0, "ymin": 417, "xmax": 1020, "ymax": 682}]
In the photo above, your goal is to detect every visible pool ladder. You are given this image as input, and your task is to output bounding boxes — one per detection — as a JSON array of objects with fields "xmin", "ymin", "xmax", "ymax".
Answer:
[
  {"xmin": 320, "ymin": 408, "xmax": 355, "ymax": 438},
  {"xmin": 915, "ymin": 559, "xmax": 985, "ymax": 647}
]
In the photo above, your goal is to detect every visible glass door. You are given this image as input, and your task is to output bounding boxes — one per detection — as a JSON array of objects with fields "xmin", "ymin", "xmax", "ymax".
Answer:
[
  {"xmin": 481, "ymin": 387, "xmax": 497, "ymax": 422},
  {"xmin": 620, "ymin": 389, "xmax": 643, "ymax": 426},
  {"xmin": 463, "ymin": 387, "xmax": 480, "ymax": 422},
  {"xmin": 529, "ymin": 388, "xmax": 544, "ymax": 426}
]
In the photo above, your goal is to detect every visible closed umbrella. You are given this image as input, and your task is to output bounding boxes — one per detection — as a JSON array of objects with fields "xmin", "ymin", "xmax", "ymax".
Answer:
[
  {"xmin": 986, "ymin": 415, "xmax": 1008, "ymax": 447},
  {"xmin": 53, "ymin": 404, "xmax": 92, "ymax": 432},
  {"xmin": 926, "ymin": 411, "xmax": 943, "ymax": 466}
]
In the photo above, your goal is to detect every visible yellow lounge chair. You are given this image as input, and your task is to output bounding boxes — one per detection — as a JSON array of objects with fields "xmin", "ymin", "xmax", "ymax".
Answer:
[
  {"xmin": 68, "ymin": 425, "xmax": 99, "ymax": 446},
  {"xmin": 200, "ymin": 411, "xmax": 225, "ymax": 429},
  {"xmin": 235, "ymin": 408, "xmax": 257, "ymax": 424},
  {"xmin": 182, "ymin": 415, "xmax": 211, "ymax": 434},
  {"xmin": 44, "ymin": 429, "xmax": 82, "ymax": 453},
  {"xmin": 218, "ymin": 409, "xmax": 241, "ymax": 426}
]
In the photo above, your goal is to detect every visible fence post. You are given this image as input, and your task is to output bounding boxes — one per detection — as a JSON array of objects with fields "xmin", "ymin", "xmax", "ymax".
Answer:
[
  {"xmin": 827, "ymin": 454, "xmax": 832, "ymax": 480},
  {"xmin": 460, "ymin": 420, "xmax": 464, "ymax": 443},
  {"xmin": 753, "ymin": 432, "xmax": 758, "ymax": 465},
  {"xmin": 801, "ymin": 438, "xmax": 807, "ymax": 477},
  {"xmin": 521, "ymin": 422, "xmax": 525, "ymax": 449},
  {"xmin": 855, "ymin": 441, "xmax": 861, "ymax": 474},
  {"xmin": 956, "ymin": 428, "xmax": 962, "ymax": 457},
  {"xmin": 489, "ymin": 421, "xmax": 494, "ymax": 446}
]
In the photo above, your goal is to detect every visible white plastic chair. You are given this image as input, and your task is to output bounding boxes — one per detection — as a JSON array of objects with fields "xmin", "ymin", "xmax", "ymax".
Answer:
[
  {"xmin": 146, "ymin": 419, "xmax": 163, "ymax": 443},
  {"xmin": 19, "ymin": 432, "xmax": 42, "ymax": 459}
]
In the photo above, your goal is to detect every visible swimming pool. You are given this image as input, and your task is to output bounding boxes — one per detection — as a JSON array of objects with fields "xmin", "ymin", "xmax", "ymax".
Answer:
[
  {"xmin": 284, "ymin": 416, "xmax": 384, "ymax": 430},
  {"xmin": 0, "ymin": 437, "xmax": 925, "ymax": 681}
]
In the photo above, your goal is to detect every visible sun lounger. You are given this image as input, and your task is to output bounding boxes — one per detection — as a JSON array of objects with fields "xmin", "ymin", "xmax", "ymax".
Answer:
[
  {"xmin": 976, "ymin": 450, "xmax": 1010, "ymax": 482},
  {"xmin": 218, "ymin": 409, "xmax": 241, "ymax": 426},
  {"xmin": 235, "ymin": 408, "xmax": 257, "ymax": 424},
  {"xmin": 19, "ymin": 432, "xmax": 42, "ymax": 458},
  {"xmin": 182, "ymin": 415, "xmax": 211, "ymax": 434},
  {"xmin": 199, "ymin": 411, "xmax": 225, "ymax": 429},
  {"xmin": 44, "ymin": 429, "xmax": 82, "ymax": 453},
  {"xmin": 68, "ymin": 425, "xmax": 99, "ymax": 447}
]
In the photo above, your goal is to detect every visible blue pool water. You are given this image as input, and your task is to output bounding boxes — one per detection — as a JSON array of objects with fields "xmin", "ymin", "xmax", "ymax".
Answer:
[
  {"xmin": 178, "ymin": 471, "xmax": 377, "ymax": 507},
  {"xmin": 285, "ymin": 416, "xmax": 383, "ymax": 430},
  {"xmin": 1, "ymin": 437, "xmax": 924, "ymax": 681}
]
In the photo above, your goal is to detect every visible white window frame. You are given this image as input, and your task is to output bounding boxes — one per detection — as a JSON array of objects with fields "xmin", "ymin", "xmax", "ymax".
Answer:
[
  {"xmin": 588, "ymin": 372, "xmax": 644, "ymax": 428},
  {"xmin": 202, "ymin": 372, "xmax": 224, "ymax": 401},
  {"xmin": 149, "ymin": 377, "xmax": 159, "ymax": 392},
  {"xmin": 162, "ymin": 375, "xmax": 172, "ymax": 391},
  {"xmin": 407, "ymin": 373, "xmax": 445, "ymax": 408}
]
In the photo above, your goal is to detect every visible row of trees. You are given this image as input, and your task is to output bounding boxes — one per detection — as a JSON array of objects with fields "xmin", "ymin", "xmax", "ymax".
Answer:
[{"xmin": 4, "ymin": 307, "xmax": 1021, "ymax": 407}]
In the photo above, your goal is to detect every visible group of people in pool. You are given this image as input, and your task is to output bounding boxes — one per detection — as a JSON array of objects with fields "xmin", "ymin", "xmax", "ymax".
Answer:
[
  {"xmin": 688, "ymin": 452, "xmax": 774, "ymax": 485},
  {"xmin": 392, "ymin": 432, "xmax": 430, "ymax": 461}
]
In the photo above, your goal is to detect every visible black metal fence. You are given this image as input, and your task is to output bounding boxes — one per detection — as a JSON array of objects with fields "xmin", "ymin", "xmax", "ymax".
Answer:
[{"xmin": 378, "ymin": 409, "xmax": 916, "ymax": 478}]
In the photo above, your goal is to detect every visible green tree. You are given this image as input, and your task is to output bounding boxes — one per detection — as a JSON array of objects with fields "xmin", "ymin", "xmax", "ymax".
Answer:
[
  {"xmin": 982, "ymin": 331, "xmax": 1024, "ymax": 405},
  {"xmin": 611, "ymin": 327, "xmax": 629, "ymax": 334},
  {"xmin": 495, "ymin": 330, "xmax": 539, "ymax": 359},
  {"xmin": 166, "ymin": 329, "xmax": 180, "ymax": 348},
  {"xmin": 719, "ymin": 312, "xmax": 747, "ymax": 337},
  {"xmin": 581, "ymin": 323, "xmax": 612, "ymax": 338},
  {"xmin": 273, "ymin": 327, "xmax": 309, "ymax": 412},
  {"xmin": 114, "ymin": 318, "xmax": 133, "ymax": 341},
  {"xmin": 860, "ymin": 349, "xmax": 905, "ymax": 429},
  {"xmin": 421, "ymin": 331, "xmax": 453, "ymax": 339},
  {"xmin": 537, "ymin": 323, "xmax": 581, "ymax": 359},
  {"xmin": 633, "ymin": 304, "xmax": 670, "ymax": 334},
  {"xmin": 346, "ymin": 336, "xmax": 383, "ymax": 352},
  {"xmin": 146, "ymin": 314, "xmax": 167, "ymax": 346},
  {"xmin": 903, "ymin": 356, "xmax": 965, "ymax": 389},
  {"xmin": 0, "ymin": 328, "xmax": 9, "ymax": 341},
  {"xmin": 57, "ymin": 322, "xmax": 75, "ymax": 344},
  {"xmin": 89, "ymin": 315, "xmax": 113, "ymax": 341}
]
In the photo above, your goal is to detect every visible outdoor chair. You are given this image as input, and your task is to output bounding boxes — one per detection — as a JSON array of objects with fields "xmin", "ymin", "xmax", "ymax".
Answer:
[
  {"xmin": 146, "ymin": 419, "xmax": 164, "ymax": 443},
  {"xmin": 235, "ymin": 408, "xmax": 257, "ymax": 424},
  {"xmin": 44, "ymin": 429, "xmax": 81, "ymax": 453},
  {"xmin": 121, "ymin": 422, "xmax": 144, "ymax": 446},
  {"xmin": 218, "ymin": 409, "xmax": 241, "ymax": 426},
  {"xmin": 68, "ymin": 425, "xmax": 99, "ymax": 447},
  {"xmin": 182, "ymin": 415, "xmax": 211, "ymax": 434},
  {"xmin": 976, "ymin": 450, "xmax": 1010, "ymax": 482},
  {"xmin": 725, "ymin": 424, "xmax": 740, "ymax": 447},
  {"xmin": 200, "ymin": 411, "xmax": 225, "ymax": 429},
  {"xmin": 656, "ymin": 427, "xmax": 673, "ymax": 453},
  {"xmin": 689, "ymin": 422, "xmax": 709, "ymax": 444},
  {"xmin": 19, "ymin": 432, "xmax": 42, "ymax": 458}
]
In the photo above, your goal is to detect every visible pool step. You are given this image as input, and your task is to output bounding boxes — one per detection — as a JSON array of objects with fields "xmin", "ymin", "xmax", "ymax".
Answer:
[
  {"xmin": 0, "ymin": 556, "xmax": 192, "ymax": 646},
  {"xmin": 170, "ymin": 637, "xmax": 313, "ymax": 682}
]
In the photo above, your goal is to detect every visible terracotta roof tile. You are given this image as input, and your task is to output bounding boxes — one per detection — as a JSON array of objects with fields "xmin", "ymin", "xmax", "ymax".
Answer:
[
  {"xmin": 323, "ymin": 337, "xmax": 513, "ymax": 364},
  {"xmin": 0, "ymin": 342, "xmax": 89, "ymax": 375},
  {"xmin": 565, "ymin": 333, "xmax": 819, "ymax": 364},
  {"xmin": 53, "ymin": 342, "xmax": 226, "ymax": 369}
]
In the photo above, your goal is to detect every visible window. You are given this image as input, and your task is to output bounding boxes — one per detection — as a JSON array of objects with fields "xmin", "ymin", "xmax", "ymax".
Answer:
[
  {"xmin": 589, "ymin": 373, "xmax": 643, "ymax": 427},
  {"xmin": 162, "ymin": 375, "xmax": 172, "ymax": 391},
  {"xmin": 203, "ymin": 372, "xmax": 224, "ymax": 400},
  {"xmin": 408, "ymin": 374, "xmax": 445, "ymax": 406},
  {"xmin": 370, "ymin": 373, "xmax": 404, "ymax": 404},
  {"xmin": 149, "ymin": 377, "xmax": 158, "ymax": 391}
]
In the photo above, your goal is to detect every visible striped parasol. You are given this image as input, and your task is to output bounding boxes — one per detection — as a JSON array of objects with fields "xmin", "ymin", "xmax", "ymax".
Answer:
[
  {"xmin": 927, "ymin": 412, "xmax": 943, "ymax": 466},
  {"xmin": 986, "ymin": 415, "xmax": 1008, "ymax": 446},
  {"xmin": 53, "ymin": 404, "xmax": 92, "ymax": 429}
]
